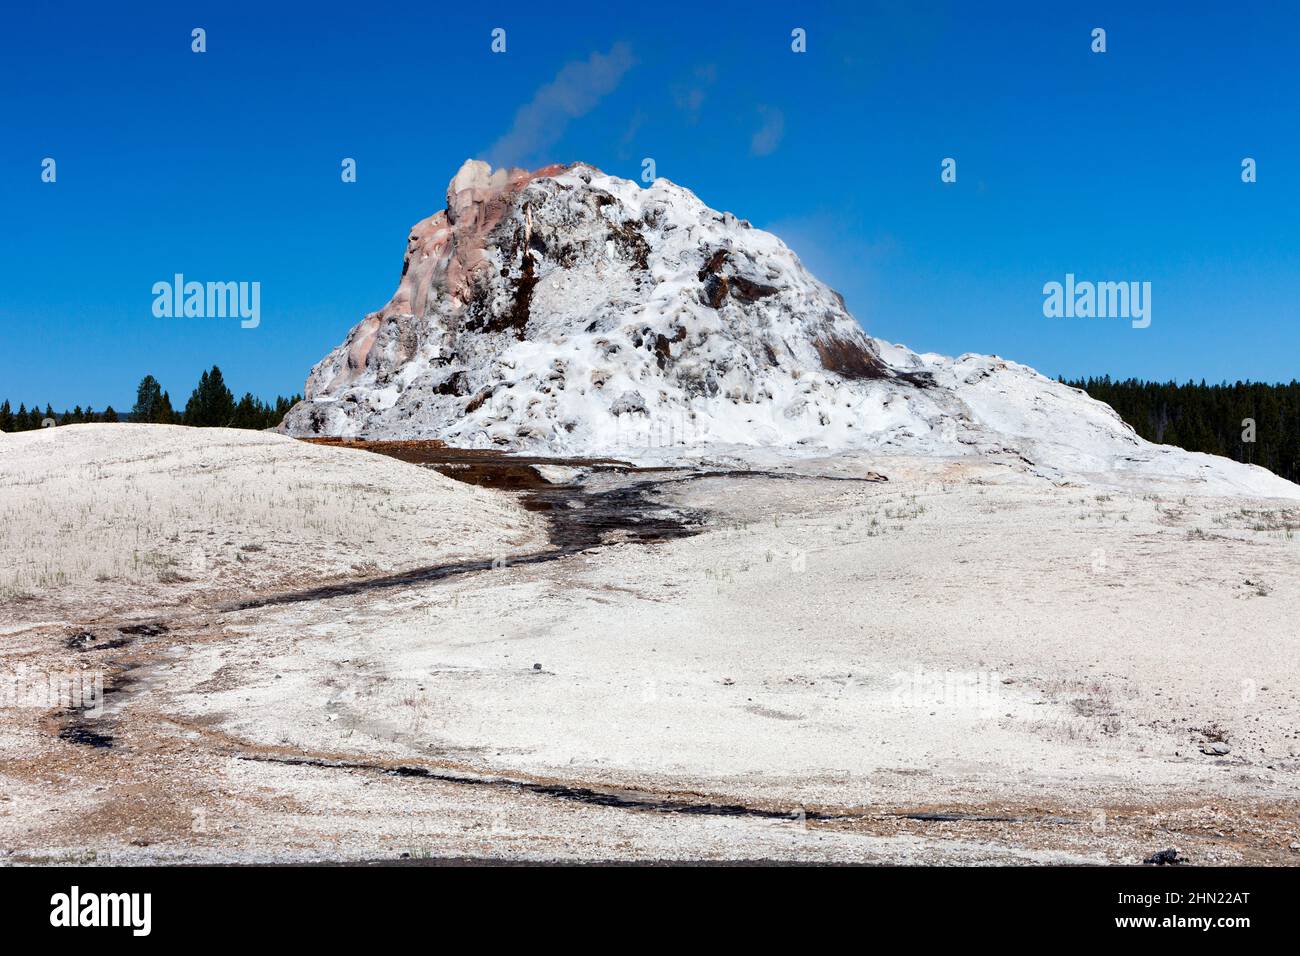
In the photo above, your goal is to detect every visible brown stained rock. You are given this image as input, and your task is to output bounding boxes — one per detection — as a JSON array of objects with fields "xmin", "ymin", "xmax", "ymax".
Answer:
[
  {"xmin": 654, "ymin": 334, "xmax": 673, "ymax": 370},
  {"xmin": 503, "ymin": 246, "xmax": 538, "ymax": 337},
  {"xmin": 697, "ymin": 249, "xmax": 729, "ymax": 281},
  {"xmin": 813, "ymin": 335, "xmax": 891, "ymax": 380},
  {"xmin": 464, "ymin": 388, "xmax": 493, "ymax": 414},
  {"xmin": 696, "ymin": 249, "xmax": 777, "ymax": 307},
  {"xmin": 697, "ymin": 249, "xmax": 730, "ymax": 307},
  {"xmin": 612, "ymin": 220, "xmax": 650, "ymax": 270},
  {"xmin": 730, "ymin": 275, "xmax": 779, "ymax": 302},
  {"xmin": 701, "ymin": 274, "xmax": 728, "ymax": 309},
  {"xmin": 432, "ymin": 372, "xmax": 469, "ymax": 397}
]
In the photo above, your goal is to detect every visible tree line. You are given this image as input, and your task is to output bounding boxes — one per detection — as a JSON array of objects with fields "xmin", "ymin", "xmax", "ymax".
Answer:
[
  {"xmin": 1063, "ymin": 376, "xmax": 1300, "ymax": 483},
  {"xmin": 1, "ymin": 367, "xmax": 301, "ymax": 432},
  {"xmin": 7, "ymin": 370, "xmax": 1299, "ymax": 484}
]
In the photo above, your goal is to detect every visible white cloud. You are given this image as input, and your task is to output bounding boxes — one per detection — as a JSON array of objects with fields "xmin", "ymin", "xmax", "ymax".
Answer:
[
  {"xmin": 485, "ymin": 43, "xmax": 635, "ymax": 168},
  {"xmin": 673, "ymin": 64, "xmax": 717, "ymax": 123},
  {"xmin": 750, "ymin": 105, "xmax": 785, "ymax": 157}
]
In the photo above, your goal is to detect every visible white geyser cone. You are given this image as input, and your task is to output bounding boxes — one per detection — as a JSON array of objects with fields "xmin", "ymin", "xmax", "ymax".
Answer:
[{"xmin": 282, "ymin": 160, "xmax": 1298, "ymax": 498}]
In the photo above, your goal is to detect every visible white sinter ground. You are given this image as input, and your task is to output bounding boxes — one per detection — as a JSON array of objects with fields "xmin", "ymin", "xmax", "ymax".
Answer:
[
  {"xmin": 0, "ymin": 424, "xmax": 545, "ymax": 625},
  {"xmin": 3, "ymin": 439, "xmax": 1299, "ymax": 864}
]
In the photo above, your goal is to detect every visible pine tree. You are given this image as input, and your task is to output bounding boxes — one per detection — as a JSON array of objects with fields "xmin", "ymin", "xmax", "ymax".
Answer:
[
  {"xmin": 184, "ymin": 369, "xmax": 211, "ymax": 426},
  {"xmin": 103, "ymin": 406, "xmax": 119, "ymax": 423},
  {"xmin": 0, "ymin": 400, "xmax": 12, "ymax": 432},
  {"xmin": 1067, "ymin": 377, "xmax": 1300, "ymax": 484},
  {"xmin": 229, "ymin": 392, "xmax": 263, "ymax": 429},
  {"xmin": 183, "ymin": 366, "xmax": 235, "ymax": 427},
  {"xmin": 132, "ymin": 375, "xmax": 164, "ymax": 423}
]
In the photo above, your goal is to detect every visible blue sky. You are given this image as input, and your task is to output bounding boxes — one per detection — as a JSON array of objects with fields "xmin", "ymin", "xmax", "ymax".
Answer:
[{"xmin": 2, "ymin": 1, "xmax": 1298, "ymax": 409}]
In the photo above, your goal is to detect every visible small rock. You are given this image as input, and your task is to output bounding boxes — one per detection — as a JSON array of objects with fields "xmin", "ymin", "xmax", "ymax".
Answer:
[
  {"xmin": 721, "ymin": 677, "xmax": 735, "ymax": 686},
  {"xmin": 1200, "ymin": 742, "xmax": 1231, "ymax": 756},
  {"xmin": 610, "ymin": 390, "xmax": 648, "ymax": 417},
  {"xmin": 1143, "ymin": 848, "xmax": 1183, "ymax": 865},
  {"xmin": 532, "ymin": 663, "xmax": 542, "ymax": 671}
]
